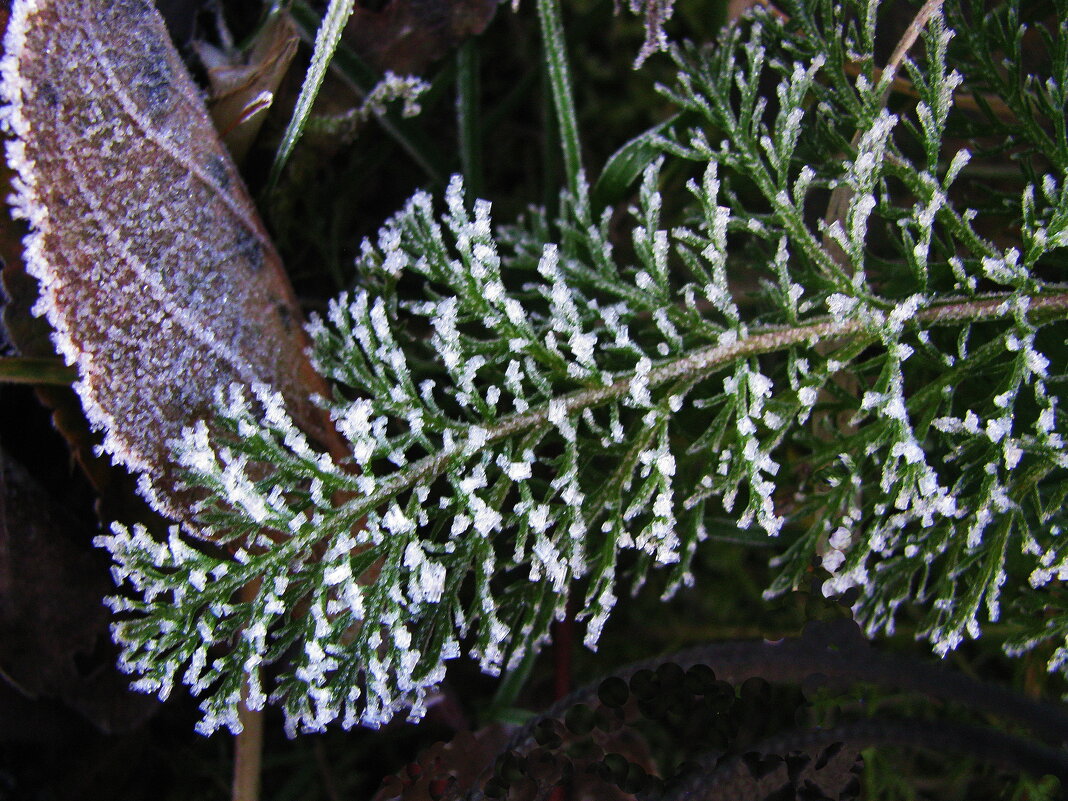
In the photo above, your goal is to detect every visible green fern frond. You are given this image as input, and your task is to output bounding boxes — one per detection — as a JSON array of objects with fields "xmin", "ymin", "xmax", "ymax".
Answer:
[{"xmin": 97, "ymin": 0, "xmax": 1068, "ymax": 734}]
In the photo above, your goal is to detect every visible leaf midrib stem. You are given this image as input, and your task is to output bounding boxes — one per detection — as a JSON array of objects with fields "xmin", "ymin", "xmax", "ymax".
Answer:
[{"xmin": 335, "ymin": 289, "xmax": 1068, "ymax": 524}]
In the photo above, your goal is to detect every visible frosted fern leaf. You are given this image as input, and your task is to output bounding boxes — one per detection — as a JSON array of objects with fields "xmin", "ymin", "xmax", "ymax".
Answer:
[{"xmin": 95, "ymin": 0, "xmax": 1068, "ymax": 734}]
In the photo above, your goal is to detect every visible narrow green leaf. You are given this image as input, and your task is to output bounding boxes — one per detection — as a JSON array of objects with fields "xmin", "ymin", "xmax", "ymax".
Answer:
[
  {"xmin": 0, "ymin": 357, "xmax": 76, "ymax": 385},
  {"xmin": 537, "ymin": 0, "xmax": 584, "ymax": 201},
  {"xmin": 456, "ymin": 39, "xmax": 483, "ymax": 198},
  {"xmin": 592, "ymin": 115, "xmax": 679, "ymax": 209},
  {"xmin": 287, "ymin": 0, "xmax": 448, "ymax": 185},
  {"xmin": 270, "ymin": 0, "xmax": 357, "ymax": 186}
]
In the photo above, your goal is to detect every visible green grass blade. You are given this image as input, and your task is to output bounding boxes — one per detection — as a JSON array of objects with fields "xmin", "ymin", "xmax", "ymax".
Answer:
[
  {"xmin": 287, "ymin": 1, "xmax": 449, "ymax": 185},
  {"xmin": 269, "ymin": 0, "xmax": 357, "ymax": 187},
  {"xmin": 0, "ymin": 357, "xmax": 76, "ymax": 385},
  {"xmin": 591, "ymin": 115, "xmax": 679, "ymax": 209},
  {"xmin": 456, "ymin": 39, "xmax": 483, "ymax": 198}
]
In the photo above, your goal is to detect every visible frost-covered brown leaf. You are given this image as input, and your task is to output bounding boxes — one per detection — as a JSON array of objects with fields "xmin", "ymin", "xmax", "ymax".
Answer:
[{"xmin": 0, "ymin": 0, "xmax": 333, "ymax": 519}]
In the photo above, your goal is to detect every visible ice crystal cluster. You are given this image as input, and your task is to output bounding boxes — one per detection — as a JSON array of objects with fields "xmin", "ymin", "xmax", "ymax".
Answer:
[{"xmin": 98, "ymin": 0, "xmax": 1068, "ymax": 734}]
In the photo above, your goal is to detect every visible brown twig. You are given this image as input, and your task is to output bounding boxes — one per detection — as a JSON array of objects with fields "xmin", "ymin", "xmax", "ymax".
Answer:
[
  {"xmin": 314, "ymin": 738, "xmax": 345, "ymax": 801},
  {"xmin": 822, "ymin": 0, "xmax": 945, "ymax": 272},
  {"xmin": 842, "ymin": 61, "xmax": 1015, "ymax": 121},
  {"xmin": 233, "ymin": 580, "xmax": 266, "ymax": 801}
]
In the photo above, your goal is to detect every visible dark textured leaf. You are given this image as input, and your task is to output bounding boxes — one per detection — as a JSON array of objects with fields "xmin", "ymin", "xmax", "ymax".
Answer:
[
  {"xmin": 0, "ymin": 446, "xmax": 157, "ymax": 733},
  {"xmin": 343, "ymin": 0, "xmax": 498, "ymax": 74}
]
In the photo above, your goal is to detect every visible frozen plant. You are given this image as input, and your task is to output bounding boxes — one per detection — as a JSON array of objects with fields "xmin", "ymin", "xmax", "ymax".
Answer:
[{"xmin": 97, "ymin": 0, "xmax": 1068, "ymax": 734}]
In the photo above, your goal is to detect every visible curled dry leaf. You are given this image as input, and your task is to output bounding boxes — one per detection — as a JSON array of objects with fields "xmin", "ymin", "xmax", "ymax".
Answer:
[
  {"xmin": 0, "ymin": 0, "xmax": 336, "ymax": 520},
  {"xmin": 194, "ymin": 12, "xmax": 300, "ymax": 164}
]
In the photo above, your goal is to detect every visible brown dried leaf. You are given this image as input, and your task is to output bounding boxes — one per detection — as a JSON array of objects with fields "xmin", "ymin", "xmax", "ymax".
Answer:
[
  {"xmin": 344, "ymin": 0, "xmax": 498, "ymax": 75},
  {"xmin": 1, "ymin": 139, "xmax": 154, "ymax": 526},
  {"xmin": 0, "ymin": 0, "xmax": 338, "ymax": 520}
]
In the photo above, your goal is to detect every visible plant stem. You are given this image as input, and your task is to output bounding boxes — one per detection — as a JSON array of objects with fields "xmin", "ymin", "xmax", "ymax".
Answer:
[
  {"xmin": 457, "ymin": 39, "xmax": 484, "ymax": 198},
  {"xmin": 0, "ymin": 357, "xmax": 76, "ymax": 385},
  {"xmin": 232, "ymin": 578, "xmax": 265, "ymax": 801},
  {"xmin": 232, "ymin": 702, "xmax": 264, "ymax": 801}
]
